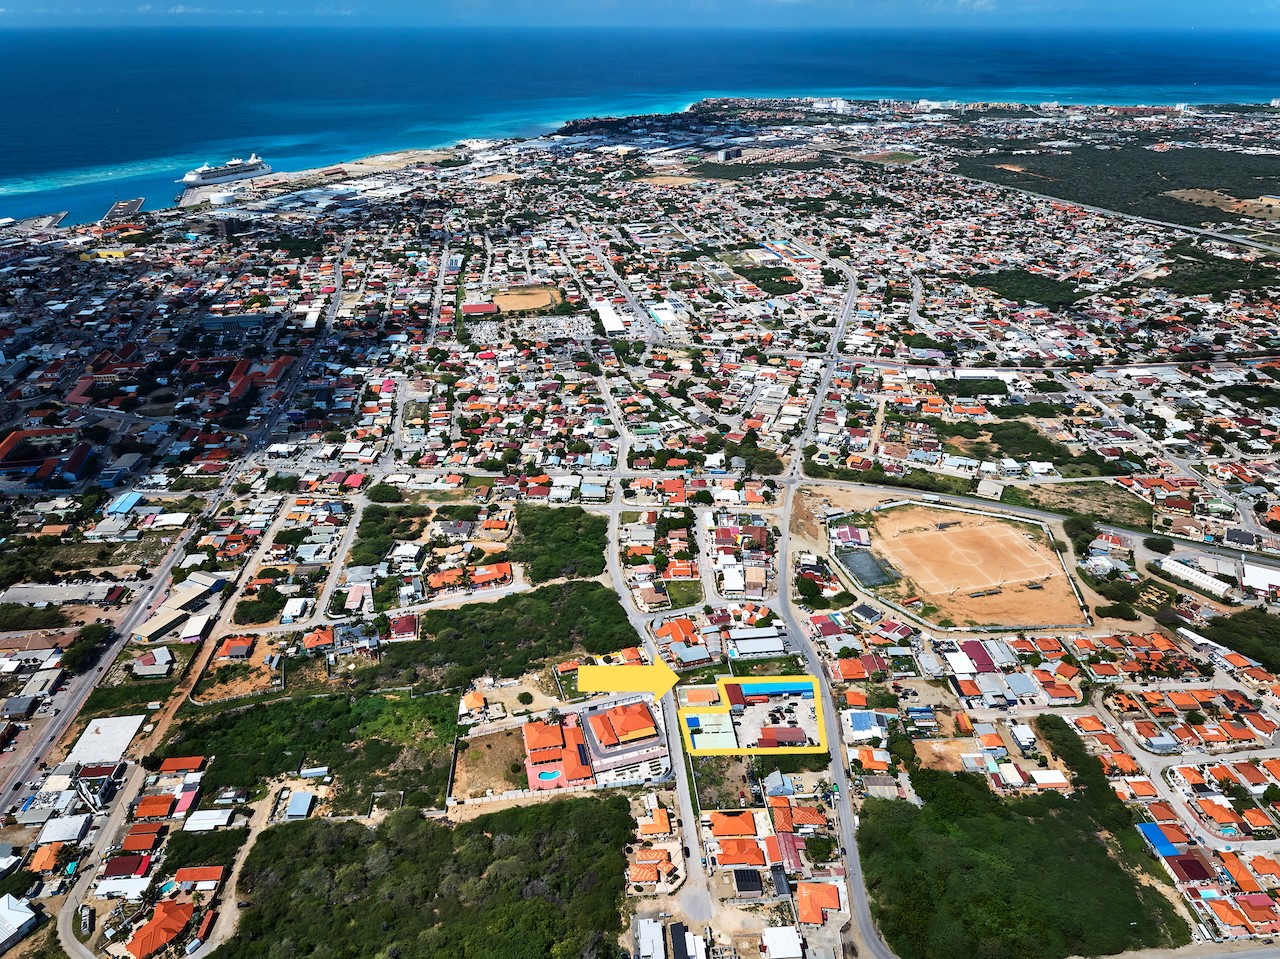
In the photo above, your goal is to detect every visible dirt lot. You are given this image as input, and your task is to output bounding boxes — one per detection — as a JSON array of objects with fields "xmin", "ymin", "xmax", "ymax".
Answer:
[
  {"xmin": 451, "ymin": 728, "xmax": 527, "ymax": 799},
  {"xmin": 1166, "ymin": 188, "xmax": 1280, "ymax": 222},
  {"xmin": 914, "ymin": 738, "xmax": 976, "ymax": 772},
  {"xmin": 194, "ymin": 637, "xmax": 280, "ymax": 701},
  {"xmin": 493, "ymin": 286, "xmax": 562, "ymax": 312},
  {"xmin": 691, "ymin": 754, "xmax": 752, "ymax": 811},
  {"xmin": 1013, "ymin": 480, "xmax": 1153, "ymax": 529},
  {"xmin": 872, "ymin": 505, "xmax": 1084, "ymax": 627},
  {"xmin": 791, "ymin": 485, "xmax": 891, "ymax": 553},
  {"xmin": 477, "ymin": 172, "xmax": 520, "ymax": 184},
  {"xmin": 637, "ymin": 175, "xmax": 700, "ymax": 186}
]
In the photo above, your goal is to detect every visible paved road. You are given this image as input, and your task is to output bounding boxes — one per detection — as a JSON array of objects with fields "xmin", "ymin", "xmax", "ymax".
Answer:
[
  {"xmin": 603, "ymin": 496, "xmax": 715, "ymax": 923},
  {"xmin": 58, "ymin": 764, "xmax": 147, "ymax": 959}
]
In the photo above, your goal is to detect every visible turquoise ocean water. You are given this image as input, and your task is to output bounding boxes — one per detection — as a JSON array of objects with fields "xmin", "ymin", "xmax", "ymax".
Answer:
[{"xmin": 1, "ymin": 27, "xmax": 1278, "ymax": 225}]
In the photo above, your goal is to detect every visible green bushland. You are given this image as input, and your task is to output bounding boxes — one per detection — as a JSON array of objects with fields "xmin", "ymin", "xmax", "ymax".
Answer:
[
  {"xmin": 0, "ymin": 869, "xmax": 35, "ymax": 899},
  {"xmin": 1002, "ymin": 484, "xmax": 1152, "ymax": 529},
  {"xmin": 1135, "ymin": 239, "xmax": 1279, "ymax": 296},
  {"xmin": 156, "ymin": 828, "xmax": 248, "ymax": 879},
  {"xmin": 60, "ymin": 623, "xmax": 114, "ymax": 674},
  {"xmin": 0, "ymin": 603, "xmax": 67, "ymax": 631},
  {"xmin": 942, "ymin": 378, "xmax": 1008, "ymax": 398},
  {"xmin": 218, "ymin": 798, "xmax": 634, "ymax": 959},
  {"xmin": 509, "ymin": 506, "xmax": 607, "ymax": 583},
  {"xmin": 754, "ymin": 752, "xmax": 832, "ymax": 776},
  {"xmin": 735, "ymin": 266, "xmax": 803, "ymax": 296},
  {"xmin": 689, "ymin": 159, "xmax": 831, "ymax": 180},
  {"xmin": 917, "ymin": 415, "xmax": 1122, "ymax": 476},
  {"xmin": 435, "ymin": 504, "xmax": 483, "ymax": 522},
  {"xmin": 232, "ymin": 584, "xmax": 288, "ymax": 625},
  {"xmin": 153, "ymin": 692, "xmax": 459, "ymax": 811},
  {"xmin": 804, "ymin": 453, "xmax": 973, "ymax": 495},
  {"xmin": 954, "ymin": 142, "xmax": 1280, "ymax": 227},
  {"xmin": 365, "ymin": 483, "xmax": 405, "ymax": 504},
  {"xmin": 348, "ymin": 503, "xmax": 433, "ymax": 567},
  {"xmin": 965, "ymin": 269, "xmax": 1082, "ymax": 309},
  {"xmin": 84, "ymin": 679, "xmax": 178, "ymax": 717},
  {"xmin": 382, "ymin": 582, "xmax": 635, "ymax": 688},
  {"xmin": 273, "ymin": 528, "xmax": 308, "ymax": 548},
  {"xmin": 728, "ymin": 429, "xmax": 784, "ymax": 476},
  {"xmin": 858, "ymin": 715, "xmax": 1187, "ymax": 959}
]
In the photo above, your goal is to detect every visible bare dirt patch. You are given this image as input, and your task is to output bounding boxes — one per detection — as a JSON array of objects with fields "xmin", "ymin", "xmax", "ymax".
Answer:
[
  {"xmin": 451, "ymin": 728, "xmax": 527, "ymax": 799},
  {"xmin": 477, "ymin": 173, "xmax": 520, "ymax": 184},
  {"xmin": 195, "ymin": 638, "xmax": 279, "ymax": 701},
  {"xmin": 914, "ymin": 738, "xmax": 975, "ymax": 772},
  {"xmin": 638, "ymin": 175, "xmax": 700, "ymax": 186},
  {"xmin": 791, "ymin": 485, "xmax": 890, "ymax": 553},
  {"xmin": 871, "ymin": 505, "xmax": 1084, "ymax": 627},
  {"xmin": 1166, "ymin": 188, "xmax": 1280, "ymax": 222},
  {"xmin": 993, "ymin": 164, "xmax": 1055, "ymax": 180},
  {"xmin": 493, "ymin": 286, "xmax": 562, "ymax": 313}
]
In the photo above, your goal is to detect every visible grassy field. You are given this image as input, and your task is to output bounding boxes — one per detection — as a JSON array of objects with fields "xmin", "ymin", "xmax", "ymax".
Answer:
[
  {"xmin": 665, "ymin": 579, "xmax": 704, "ymax": 609},
  {"xmin": 83, "ymin": 678, "xmax": 177, "ymax": 718}
]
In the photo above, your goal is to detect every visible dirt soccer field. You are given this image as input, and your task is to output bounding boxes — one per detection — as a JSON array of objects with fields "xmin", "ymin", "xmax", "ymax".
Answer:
[
  {"xmin": 871, "ymin": 505, "xmax": 1085, "ymax": 627},
  {"xmin": 493, "ymin": 286, "xmax": 562, "ymax": 312}
]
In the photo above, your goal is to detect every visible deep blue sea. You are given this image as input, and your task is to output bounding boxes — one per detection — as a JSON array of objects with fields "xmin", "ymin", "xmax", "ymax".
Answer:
[{"xmin": 2, "ymin": 28, "xmax": 1279, "ymax": 225}]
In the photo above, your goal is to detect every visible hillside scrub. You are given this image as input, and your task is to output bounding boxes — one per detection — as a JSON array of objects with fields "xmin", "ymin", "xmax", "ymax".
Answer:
[{"xmin": 219, "ymin": 797, "xmax": 634, "ymax": 959}]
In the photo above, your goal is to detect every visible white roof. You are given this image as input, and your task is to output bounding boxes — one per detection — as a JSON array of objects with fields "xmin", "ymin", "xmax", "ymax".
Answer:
[
  {"xmin": 65, "ymin": 715, "xmax": 146, "ymax": 765},
  {"xmin": 0, "ymin": 894, "xmax": 34, "ymax": 939},
  {"xmin": 37, "ymin": 813, "xmax": 91, "ymax": 845},
  {"xmin": 94, "ymin": 877, "xmax": 152, "ymax": 900},
  {"xmin": 183, "ymin": 810, "xmax": 233, "ymax": 832},
  {"xmin": 759, "ymin": 927, "xmax": 803, "ymax": 959},
  {"xmin": 1241, "ymin": 561, "xmax": 1280, "ymax": 592},
  {"xmin": 945, "ymin": 650, "xmax": 976, "ymax": 677},
  {"xmin": 636, "ymin": 918, "xmax": 665, "ymax": 959},
  {"xmin": 281, "ymin": 598, "xmax": 310, "ymax": 618},
  {"xmin": 1030, "ymin": 769, "xmax": 1070, "ymax": 788}
]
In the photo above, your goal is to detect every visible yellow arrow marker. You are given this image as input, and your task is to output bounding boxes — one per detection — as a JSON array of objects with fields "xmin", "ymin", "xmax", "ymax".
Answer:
[{"xmin": 578, "ymin": 660, "xmax": 679, "ymax": 700}]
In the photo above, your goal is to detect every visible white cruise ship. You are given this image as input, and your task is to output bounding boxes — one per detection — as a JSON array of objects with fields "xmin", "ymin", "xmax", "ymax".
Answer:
[{"xmin": 179, "ymin": 154, "xmax": 272, "ymax": 186}]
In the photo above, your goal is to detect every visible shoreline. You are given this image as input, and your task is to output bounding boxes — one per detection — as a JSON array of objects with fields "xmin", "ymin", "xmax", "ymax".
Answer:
[{"xmin": 6, "ymin": 93, "xmax": 1280, "ymax": 229}]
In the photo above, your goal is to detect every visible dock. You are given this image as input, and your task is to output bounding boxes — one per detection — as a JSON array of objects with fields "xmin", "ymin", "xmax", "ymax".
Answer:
[
  {"xmin": 100, "ymin": 198, "xmax": 144, "ymax": 225},
  {"xmin": 10, "ymin": 212, "xmax": 67, "ymax": 231}
]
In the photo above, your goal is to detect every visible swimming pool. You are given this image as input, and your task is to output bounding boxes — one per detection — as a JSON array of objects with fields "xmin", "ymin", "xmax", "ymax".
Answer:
[{"xmin": 537, "ymin": 770, "xmax": 562, "ymax": 782}]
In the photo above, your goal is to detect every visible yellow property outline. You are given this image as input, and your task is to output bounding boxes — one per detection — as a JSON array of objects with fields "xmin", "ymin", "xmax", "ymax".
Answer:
[{"xmin": 678, "ymin": 674, "xmax": 828, "ymax": 756}]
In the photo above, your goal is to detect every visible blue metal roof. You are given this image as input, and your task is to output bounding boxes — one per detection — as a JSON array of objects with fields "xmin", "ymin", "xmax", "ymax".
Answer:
[{"xmin": 1137, "ymin": 822, "xmax": 1176, "ymax": 858}]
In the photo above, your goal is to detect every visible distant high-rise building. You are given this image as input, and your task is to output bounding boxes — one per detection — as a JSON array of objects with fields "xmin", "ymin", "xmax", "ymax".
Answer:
[{"xmin": 716, "ymin": 147, "xmax": 743, "ymax": 163}]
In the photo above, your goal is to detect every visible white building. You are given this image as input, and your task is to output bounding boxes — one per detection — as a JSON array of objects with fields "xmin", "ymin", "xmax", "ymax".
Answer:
[
  {"xmin": 760, "ymin": 927, "xmax": 803, "ymax": 959},
  {"xmin": 0, "ymin": 895, "xmax": 36, "ymax": 952}
]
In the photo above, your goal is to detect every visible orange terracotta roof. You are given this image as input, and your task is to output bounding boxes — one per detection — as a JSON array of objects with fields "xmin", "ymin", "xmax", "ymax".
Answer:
[
  {"xmin": 717, "ymin": 838, "xmax": 765, "ymax": 866},
  {"xmin": 710, "ymin": 811, "xmax": 756, "ymax": 838},
  {"xmin": 29, "ymin": 842, "xmax": 62, "ymax": 873},
  {"xmin": 127, "ymin": 901, "xmax": 194, "ymax": 959},
  {"xmin": 133, "ymin": 795, "xmax": 175, "ymax": 820},
  {"xmin": 796, "ymin": 881, "xmax": 842, "ymax": 925}
]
